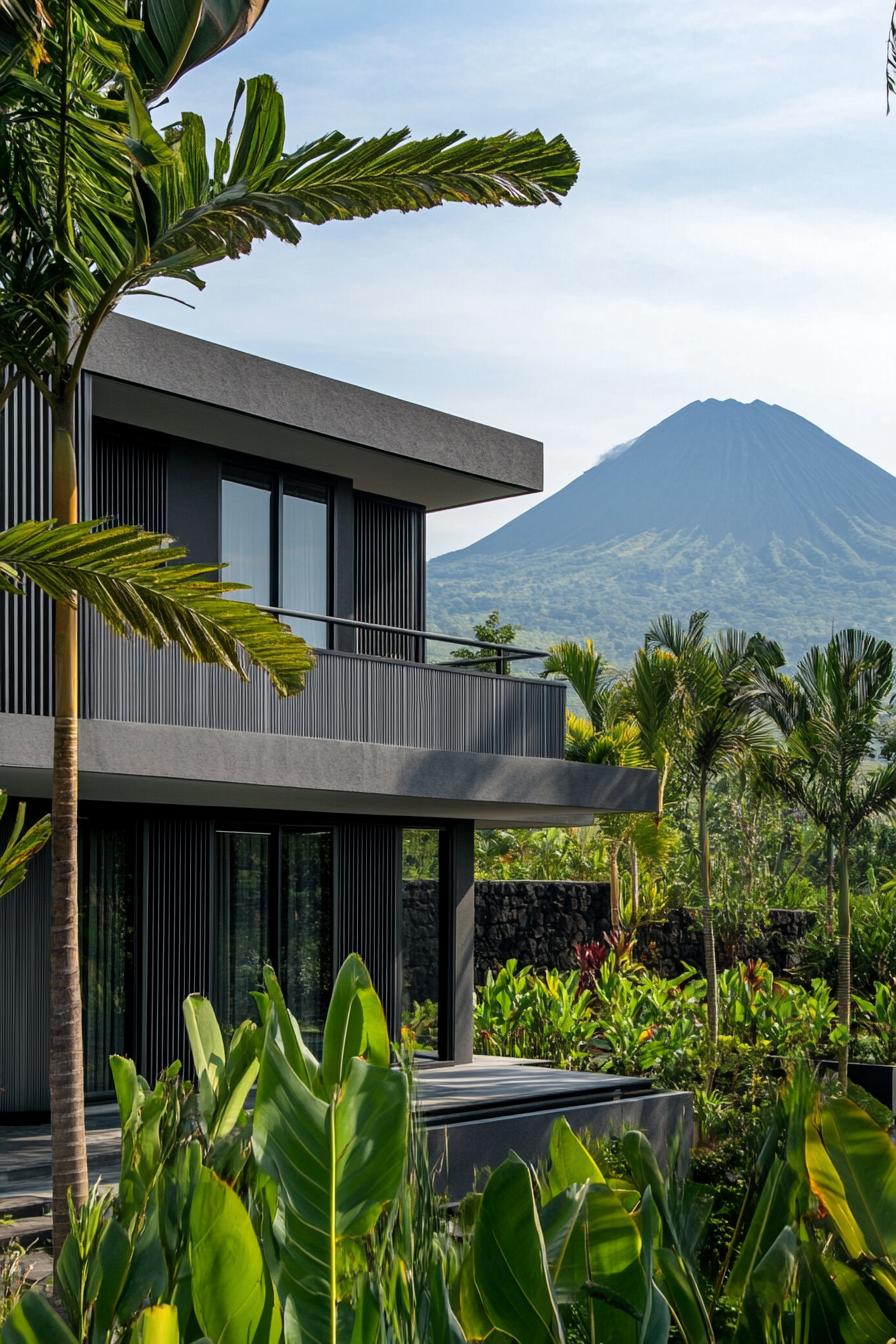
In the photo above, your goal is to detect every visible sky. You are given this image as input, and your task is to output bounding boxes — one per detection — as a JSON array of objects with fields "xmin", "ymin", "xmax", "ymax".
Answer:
[{"xmin": 121, "ymin": 1, "xmax": 896, "ymax": 557}]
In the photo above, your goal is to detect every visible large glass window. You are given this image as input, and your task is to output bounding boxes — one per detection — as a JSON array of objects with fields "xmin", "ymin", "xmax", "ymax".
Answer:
[
  {"xmin": 221, "ymin": 469, "xmax": 330, "ymax": 647},
  {"xmin": 214, "ymin": 825, "xmax": 333, "ymax": 1046},
  {"xmin": 220, "ymin": 479, "xmax": 271, "ymax": 605},
  {"xmin": 401, "ymin": 829, "xmax": 441, "ymax": 1056},
  {"xmin": 283, "ymin": 492, "xmax": 328, "ymax": 646},
  {"xmin": 280, "ymin": 830, "xmax": 333, "ymax": 1054},
  {"xmin": 215, "ymin": 831, "xmax": 271, "ymax": 1035},
  {"xmin": 80, "ymin": 824, "xmax": 133, "ymax": 1097}
]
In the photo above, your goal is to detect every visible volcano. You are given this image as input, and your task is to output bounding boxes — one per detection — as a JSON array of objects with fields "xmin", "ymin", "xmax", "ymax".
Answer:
[{"xmin": 427, "ymin": 399, "xmax": 896, "ymax": 663}]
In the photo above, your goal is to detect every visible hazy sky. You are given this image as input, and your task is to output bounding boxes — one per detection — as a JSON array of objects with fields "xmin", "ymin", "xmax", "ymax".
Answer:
[{"xmin": 120, "ymin": 1, "xmax": 896, "ymax": 557}]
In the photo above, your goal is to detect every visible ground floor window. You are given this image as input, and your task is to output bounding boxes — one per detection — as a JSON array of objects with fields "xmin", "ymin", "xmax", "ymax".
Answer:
[
  {"xmin": 401, "ymin": 828, "xmax": 442, "ymax": 1055},
  {"xmin": 214, "ymin": 825, "xmax": 333, "ymax": 1049},
  {"xmin": 280, "ymin": 829, "xmax": 333, "ymax": 1054},
  {"xmin": 80, "ymin": 823, "xmax": 134, "ymax": 1097}
]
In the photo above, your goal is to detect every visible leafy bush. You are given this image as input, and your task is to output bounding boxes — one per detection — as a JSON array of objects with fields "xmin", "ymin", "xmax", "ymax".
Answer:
[
  {"xmin": 8, "ymin": 961, "xmax": 896, "ymax": 1342},
  {"xmin": 474, "ymin": 960, "xmax": 599, "ymax": 1069},
  {"xmin": 853, "ymin": 979, "xmax": 896, "ymax": 1062}
]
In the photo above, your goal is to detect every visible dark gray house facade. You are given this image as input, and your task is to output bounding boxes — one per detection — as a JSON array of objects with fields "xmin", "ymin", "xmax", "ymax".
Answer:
[{"xmin": 0, "ymin": 315, "xmax": 656, "ymax": 1116}]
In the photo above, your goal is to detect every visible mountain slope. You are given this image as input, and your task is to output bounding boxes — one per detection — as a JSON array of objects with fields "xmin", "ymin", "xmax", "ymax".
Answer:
[{"xmin": 427, "ymin": 399, "xmax": 896, "ymax": 664}]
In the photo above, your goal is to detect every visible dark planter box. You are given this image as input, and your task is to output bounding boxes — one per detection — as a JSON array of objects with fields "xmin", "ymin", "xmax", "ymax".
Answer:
[
  {"xmin": 821, "ymin": 1060, "xmax": 896, "ymax": 1112},
  {"xmin": 769, "ymin": 1057, "xmax": 896, "ymax": 1113}
]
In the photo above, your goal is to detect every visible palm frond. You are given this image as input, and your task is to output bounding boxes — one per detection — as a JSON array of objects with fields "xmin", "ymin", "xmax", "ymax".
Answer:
[
  {"xmin": 543, "ymin": 638, "xmax": 614, "ymax": 729},
  {"xmin": 128, "ymin": 0, "xmax": 270, "ymax": 100},
  {"xmin": 0, "ymin": 518, "xmax": 315, "ymax": 695},
  {"xmin": 847, "ymin": 762, "xmax": 896, "ymax": 833},
  {"xmin": 644, "ymin": 610, "xmax": 708, "ymax": 656},
  {"xmin": 0, "ymin": 791, "xmax": 51, "ymax": 898}
]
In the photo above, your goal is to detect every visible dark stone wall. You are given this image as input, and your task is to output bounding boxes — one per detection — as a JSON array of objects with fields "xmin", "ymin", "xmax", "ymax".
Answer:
[{"xmin": 401, "ymin": 879, "xmax": 816, "ymax": 1003}]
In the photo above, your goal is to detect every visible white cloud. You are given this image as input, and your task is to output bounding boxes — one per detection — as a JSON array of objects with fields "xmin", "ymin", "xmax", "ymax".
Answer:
[{"xmin": 128, "ymin": 1, "xmax": 896, "ymax": 560}]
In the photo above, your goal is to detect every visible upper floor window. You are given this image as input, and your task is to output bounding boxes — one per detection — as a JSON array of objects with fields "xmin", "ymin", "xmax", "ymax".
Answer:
[{"xmin": 221, "ymin": 469, "xmax": 329, "ymax": 647}]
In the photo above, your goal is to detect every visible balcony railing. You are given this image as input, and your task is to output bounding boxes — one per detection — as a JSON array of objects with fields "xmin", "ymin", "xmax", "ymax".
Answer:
[
  {"xmin": 262, "ymin": 606, "xmax": 551, "ymax": 674},
  {"xmin": 81, "ymin": 610, "xmax": 567, "ymax": 760}
]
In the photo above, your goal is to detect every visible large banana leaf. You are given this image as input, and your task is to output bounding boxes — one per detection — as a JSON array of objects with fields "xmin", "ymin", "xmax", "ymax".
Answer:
[
  {"xmin": 809, "ymin": 1097, "xmax": 896, "ymax": 1261},
  {"xmin": 184, "ymin": 994, "xmax": 260, "ymax": 1141},
  {"xmin": 472, "ymin": 1154, "xmax": 564, "ymax": 1344},
  {"xmin": 252, "ymin": 1022, "xmax": 408, "ymax": 1344},
  {"xmin": 189, "ymin": 1167, "xmax": 281, "ymax": 1344},
  {"xmin": 542, "ymin": 1115, "xmax": 607, "ymax": 1196},
  {"xmin": 0, "ymin": 1294, "xmax": 78, "ymax": 1344},
  {"xmin": 540, "ymin": 1180, "xmax": 645, "ymax": 1344}
]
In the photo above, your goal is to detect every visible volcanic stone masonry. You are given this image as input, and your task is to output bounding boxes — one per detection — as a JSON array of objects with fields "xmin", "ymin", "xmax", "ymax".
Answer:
[{"xmin": 401, "ymin": 879, "xmax": 815, "ymax": 1006}]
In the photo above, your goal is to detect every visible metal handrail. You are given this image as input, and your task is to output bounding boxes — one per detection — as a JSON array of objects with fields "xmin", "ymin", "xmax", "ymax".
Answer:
[{"xmin": 261, "ymin": 605, "xmax": 548, "ymax": 670}]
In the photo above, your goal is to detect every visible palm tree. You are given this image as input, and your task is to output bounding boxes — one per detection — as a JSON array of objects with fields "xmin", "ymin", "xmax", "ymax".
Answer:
[
  {"xmin": 544, "ymin": 640, "xmax": 648, "ymax": 925},
  {"xmin": 0, "ymin": 0, "xmax": 579, "ymax": 1253},
  {"xmin": 752, "ymin": 630, "xmax": 896, "ymax": 1085},
  {"xmin": 645, "ymin": 615, "xmax": 781, "ymax": 1042}
]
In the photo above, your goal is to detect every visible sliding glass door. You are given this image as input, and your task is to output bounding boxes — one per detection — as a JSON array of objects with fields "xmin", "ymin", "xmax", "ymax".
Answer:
[
  {"xmin": 280, "ymin": 830, "xmax": 333, "ymax": 1054},
  {"xmin": 80, "ymin": 824, "xmax": 134, "ymax": 1097},
  {"xmin": 215, "ymin": 831, "xmax": 271, "ymax": 1035},
  {"xmin": 214, "ymin": 825, "xmax": 333, "ymax": 1044}
]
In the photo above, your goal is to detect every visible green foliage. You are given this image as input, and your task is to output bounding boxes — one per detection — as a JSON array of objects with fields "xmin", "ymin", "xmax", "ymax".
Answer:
[
  {"xmin": 450, "ymin": 609, "xmax": 519, "ymax": 673},
  {"xmin": 852, "ymin": 979, "xmax": 896, "ymax": 1062},
  {"xmin": 0, "ymin": 518, "xmax": 315, "ymax": 697},
  {"xmin": 475, "ymin": 826, "xmax": 609, "ymax": 882},
  {"xmin": 9, "ymin": 959, "xmax": 896, "ymax": 1342},
  {"xmin": 0, "ymin": 791, "xmax": 50, "ymax": 899},
  {"xmin": 474, "ymin": 961, "xmax": 600, "ymax": 1069}
]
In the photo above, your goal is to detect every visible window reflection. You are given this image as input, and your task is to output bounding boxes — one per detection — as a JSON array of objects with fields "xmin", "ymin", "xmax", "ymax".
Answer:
[
  {"xmin": 401, "ymin": 828, "xmax": 441, "ymax": 1055},
  {"xmin": 220, "ymin": 479, "xmax": 271, "ymax": 606}
]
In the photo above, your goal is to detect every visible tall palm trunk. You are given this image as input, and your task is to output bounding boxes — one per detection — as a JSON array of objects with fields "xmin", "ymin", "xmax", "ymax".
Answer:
[
  {"xmin": 698, "ymin": 776, "xmax": 719, "ymax": 1044},
  {"xmin": 629, "ymin": 840, "xmax": 639, "ymax": 922},
  {"xmin": 608, "ymin": 843, "xmax": 621, "ymax": 929},
  {"xmin": 825, "ymin": 830, "xmax": 835, "ymax": 935},
  {"xmin": 49, "ymin": 394, "xmax": 87, "ymax": 1261},
  {"xmin": 836, "ymin": 829, "xmax": 851, "ymax": 1089}
]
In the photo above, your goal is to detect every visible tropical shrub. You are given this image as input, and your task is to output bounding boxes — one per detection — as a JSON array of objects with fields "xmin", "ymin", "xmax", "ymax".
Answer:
[
  {"xmin": 853, "ymin": 979, "xmax": 896, "ymax": 1062},
  {"xmin": 9, "ymin": 962, "xmax": 896, "ymax": 1341},
  {"xmin": 474, "ymin": 961, "xmax": 600, "ymax": 1069}
]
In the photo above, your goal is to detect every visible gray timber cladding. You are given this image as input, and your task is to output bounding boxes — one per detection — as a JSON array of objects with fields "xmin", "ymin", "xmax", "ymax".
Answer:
[
  {"xmin": 0, "ymin": 844, "xmax": 50, "ymax": 1112},
  {"xmin": 335, "ymin": 823, "xmax": 402, "ymax": 1036},
  {"xmin": 0, "ymin": 377, "xmax": 92, "ymax": 717},
  {"xmin": 83, "ymin": 624, "xmax": 566, "ymax": 758},
  {"xmin": 139, "ymin": 815, "xmax": 213, "ymax": 1085},
  {"xmin": 92, "ymin": 420, "xmax": 167, "ymax": 533},
  {"xmin": 354, "ymin": 492, "xmax": 424, "ymax": 659}
]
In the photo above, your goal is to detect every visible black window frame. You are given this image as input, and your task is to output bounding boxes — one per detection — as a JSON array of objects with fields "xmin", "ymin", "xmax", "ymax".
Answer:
[{"xmin": 219, "ymin": 457, "xmax": 335, "ymax": 649}]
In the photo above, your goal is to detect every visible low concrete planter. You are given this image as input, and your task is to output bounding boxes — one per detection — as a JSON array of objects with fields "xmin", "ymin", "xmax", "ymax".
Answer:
[{"xmin": 821, "ymin": 1060, "xmax": 896, "ymax": 1112}]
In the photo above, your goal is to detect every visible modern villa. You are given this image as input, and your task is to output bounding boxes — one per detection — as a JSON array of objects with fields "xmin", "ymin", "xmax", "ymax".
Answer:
[{"xmin": 0, "ymin": 317, "xmax": 678, "ymax": 1179}]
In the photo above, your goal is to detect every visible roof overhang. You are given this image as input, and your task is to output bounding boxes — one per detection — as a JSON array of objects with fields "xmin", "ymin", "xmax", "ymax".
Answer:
[
  {"xmin": 2, "ymin": 716, "xmax": 658, "ymax": 827},
  {"xmin": 85, "ymin": 316, "xmax": 543, "ymax": 512}
]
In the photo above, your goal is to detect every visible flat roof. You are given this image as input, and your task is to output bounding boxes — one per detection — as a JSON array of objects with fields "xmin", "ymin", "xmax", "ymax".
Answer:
[{"xmin": 86, "ymin": 316, "xmax": 543, "ymax": 512}]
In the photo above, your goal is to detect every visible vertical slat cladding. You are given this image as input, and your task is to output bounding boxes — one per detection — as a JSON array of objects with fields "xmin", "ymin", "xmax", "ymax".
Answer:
[
  {"xmin": 87, "ymin": 630, "xmax": 567, "ymax": 759},
  {"xmin": 354, "ymin": 493, "xmax": 423, "ymax": 660},
  {"xmin": 335, "ymin": 824, "xmax": 401, "ymax": 1035},
  {"xmin": 91, "ymin": 421, "xmax": 167, "ymax": 532},
  {"xmin": 1, "ymin": 376, "xmax": 90, "ymax": 716},
  {"xmin": 0, "ymin": 840, "xmax": 50, "ymax": 1112},
  {"xmin": 141, "ymin": 816, "xmax": 212, "ymax": 1082},
  {"xmin": 2, "ymin": 379, "xmax": 52, "ymax": 715}
]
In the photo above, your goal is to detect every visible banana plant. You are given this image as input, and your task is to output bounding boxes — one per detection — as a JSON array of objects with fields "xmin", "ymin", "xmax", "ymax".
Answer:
[{"xmin": 252, "ymin": 954, "xmax": 411, "ymax": 1344}]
